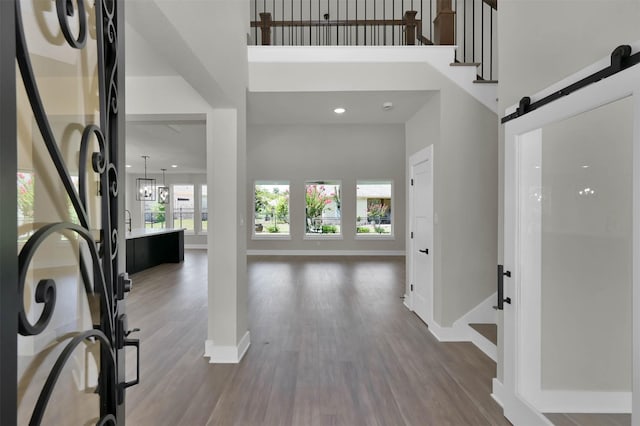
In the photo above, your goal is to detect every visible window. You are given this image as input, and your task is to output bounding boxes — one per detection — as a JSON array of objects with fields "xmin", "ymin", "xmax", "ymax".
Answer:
[
  {"xmin": 143, "ymin": 198, "xmax": 166, "ymax": 229},
  {"xmin": 201, "ymin": 185, "xmax": 208, "ymax": 232},
  {"xmin": 254, "ymin": 182, "xmax": 290, "ymax": 237},
  {"xmin": 17, "ymin": 172, "xmax": 35, "ymax": 242},
  {"xmin": 356, "ymin": 181, "xmax": 393, "ymax": 236},
  {"xmin": 173, "ymin": 184, "xmax": 194, "ymax": 231},
  {"xmin": 305, "ymin": 181, "xmax": 341, "ymax": 236}
]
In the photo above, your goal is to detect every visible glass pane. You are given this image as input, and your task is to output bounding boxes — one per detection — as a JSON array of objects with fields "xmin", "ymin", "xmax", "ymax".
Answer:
[
  {"xmin": 173, "ymin": 185, "xmax": 194, "ymax": 231},
  {"xmin": 356, "ymin": 181, "xmax": 392, "ymax": 235},
  {"xmin": 305, "ymin": 181, "xmax": 341, "ymax": 235},
  {"xmin": 143, "ymin": 199, "xmax": 166, "ymax": 229},
  {"xmin": 17, "ymin": 0, "xmax": 103, "ymax": 423},
  {"xmin": 521, "ymin": 97, "xmax": 633, "ymax": 401},
  {"xmin": 254, "ymin": 183, "xmax": 290, "ymax": 235},
  {"xmin": 201, "ymin": 185, "xmax": 207, "ymax": 232}
]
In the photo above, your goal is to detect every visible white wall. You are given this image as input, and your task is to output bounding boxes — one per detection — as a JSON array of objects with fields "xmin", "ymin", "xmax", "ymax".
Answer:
[
  {"xmin": 406, "ymin": 82, "xmax": 498, "ymax": 327},
  {"xmin": 247, "ymin": 123, "xmax": 406, "ymax": 252},
  {"xmin": 126, "ymin": 0, "xmax": 251, "ymax": 353}
]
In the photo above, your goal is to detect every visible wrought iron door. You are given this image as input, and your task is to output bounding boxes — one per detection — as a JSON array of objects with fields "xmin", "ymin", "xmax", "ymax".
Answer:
[{"xmin": 1, "ymin": 0, "xmax": 135, "ymax": 424}]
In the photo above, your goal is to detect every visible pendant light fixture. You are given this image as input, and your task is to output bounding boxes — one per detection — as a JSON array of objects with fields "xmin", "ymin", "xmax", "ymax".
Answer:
[
  {"xmin": 136, "ymin": 155, "xmax": 156, "ymax": 201},
  {"xmin": 157, "ymin": 168, "xmax": 169, "ymax": 204}
]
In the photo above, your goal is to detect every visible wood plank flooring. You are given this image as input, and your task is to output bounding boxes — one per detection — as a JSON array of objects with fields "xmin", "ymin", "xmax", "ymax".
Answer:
[
  {"xmin": 469, "ymin": 323, "xmax": 498, "ymax": 346},
  {"xmin": 125, "ymin": 251, "xmax": 511, "ymax": 425}
]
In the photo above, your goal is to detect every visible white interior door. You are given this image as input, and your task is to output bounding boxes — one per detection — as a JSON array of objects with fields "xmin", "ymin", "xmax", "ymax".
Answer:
[
  {"xmin": 411, "ymin": 146, "xmax": 433, "ymax": 325},
  {"xmin": 502, "ymin": 57, "xmax": 640, "ymax": 426}
]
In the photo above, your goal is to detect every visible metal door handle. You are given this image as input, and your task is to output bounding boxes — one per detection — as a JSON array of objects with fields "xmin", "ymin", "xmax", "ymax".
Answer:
[
  {"xmin": 418, "ymin": 248, "xmax": 429, "ymax": 254},
  {"xmin": 493, "ymin": 265, "xmax": 512, "ymax": 310}
]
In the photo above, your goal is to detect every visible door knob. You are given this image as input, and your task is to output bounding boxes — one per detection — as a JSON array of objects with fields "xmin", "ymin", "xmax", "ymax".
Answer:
[{"xmin": 418, "ymin": 248, "xmax": 429, "ymax": 254}]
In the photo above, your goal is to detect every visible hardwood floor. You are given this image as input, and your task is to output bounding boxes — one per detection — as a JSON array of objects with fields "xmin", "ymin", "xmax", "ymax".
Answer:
[
  {"xmin": 469, "ymin": 323, "xmax": 498, "ymax": 346},
  {"xmin": 125, "ymin": 251, "xmax": 511, "ymax": 425}
]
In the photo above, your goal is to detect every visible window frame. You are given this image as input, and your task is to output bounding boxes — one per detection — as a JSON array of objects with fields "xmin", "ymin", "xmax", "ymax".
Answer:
[
  {"xmin": 303, "ymin": 179, "xmax": 343, "ymax": 240},
  {"xmin": 171, "ymin": 183, "xmax": 196, "ymax": 234},
  {"xmin": 200, "ymin": 183, "xmax": 207, "ymax": 235},
  {"xmin": 252, "ymin": 180, "xmax": 291, "ymax": 240},
  {"xmin": 354, "ymin": 180, "xmax": 395, "ymax": 240}
]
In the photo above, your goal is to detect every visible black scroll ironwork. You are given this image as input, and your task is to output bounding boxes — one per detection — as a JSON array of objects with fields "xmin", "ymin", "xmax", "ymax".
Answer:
[{"xmin": 12, "ymin": 0, "xmax": 134, "ymax": 424}]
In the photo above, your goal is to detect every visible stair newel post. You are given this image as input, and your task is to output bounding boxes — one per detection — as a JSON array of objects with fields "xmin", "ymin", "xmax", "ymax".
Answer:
[
  {"xmin": 259, "ymin": 12, "xmax": 273, "ymax": 45},
  {"xmin": 404, "ymin": 10, "xmax": 418, "ymax": 45},
  {"xmin": 434, "ymin": 0, "xmax": 455, "ymax": 45}
]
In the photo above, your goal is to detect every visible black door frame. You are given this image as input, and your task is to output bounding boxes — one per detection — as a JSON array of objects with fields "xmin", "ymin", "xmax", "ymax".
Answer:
[
  {"xmin": 1, "ymin": 1, "xmax": 131, "ymax": 424},
  {"xmin": 0, "ymin": 0, "xmax": 18, "ymax": 424}
]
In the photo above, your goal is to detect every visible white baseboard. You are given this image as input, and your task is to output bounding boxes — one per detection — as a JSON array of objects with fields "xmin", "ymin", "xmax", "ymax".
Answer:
[
  {"xmin": 468, "ymin": 325, "xmax": 497, "ymax": 361},
  {"xmin": 246, "ymin": 249, "xmax": 405, "ymax": 256},
  {"xmin": 425, "ymin": 293, "xmax": 498, "ymax": 361},
  {"xmin": 492, "ymin": 378, "xmax": 505, "ymax": 408},
  {"xmin": 185, "ymin": 244, "xmax": 207, "ymax": 250},
  {"xmin": 403, "ymin": 294, "xmax": 412, "ymax": 311},
  {"xmin": 204, "ymin": 331, "xmax": 251, "ymax": 364},
  {"xmin": 531, "ymin": 390, "xmax": 631, "ymax": 413},
  {"xmin": 455, "ymin": 292, "xmax": 498, "ymax": 325},
  {"xmin": 426, "ymin": 321, "xmax": 470, "ymax": 342}
]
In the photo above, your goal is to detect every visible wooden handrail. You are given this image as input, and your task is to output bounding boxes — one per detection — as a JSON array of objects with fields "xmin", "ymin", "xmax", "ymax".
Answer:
[
  {"xmin": 250, "ymin": 19, "xmax": 407, "ymax": 28},
  {"xmin": 484, "ymin": 0, "xmax": 498, "ymax": 10}
]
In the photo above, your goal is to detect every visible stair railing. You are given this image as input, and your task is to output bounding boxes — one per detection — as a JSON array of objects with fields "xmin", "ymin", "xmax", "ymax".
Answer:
[
  {"xmin": 250, "ymin": 0, "xmax": 497, "ymax": 81},
  {"xmin": 250, "ymin": 0, "xmax": 440, "ymax": 46},
  {"xmin": 452, "ymin": 0, "xmax": 497, "ymax": 81}
]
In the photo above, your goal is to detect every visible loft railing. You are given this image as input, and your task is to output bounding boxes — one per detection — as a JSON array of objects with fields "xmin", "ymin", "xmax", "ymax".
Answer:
[
  {"xmin": 453, "ymin": 0, "xmax": 497, "ymax": 81},
  {"xmin": 250, "ymin": 1, "xmax": 436, "ymax": 46},
  {"xmin": 249, "ymin": 0, "xmax": 498, "ymax": 81}
]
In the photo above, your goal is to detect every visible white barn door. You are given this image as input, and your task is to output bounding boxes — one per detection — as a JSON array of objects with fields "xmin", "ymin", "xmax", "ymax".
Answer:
[{"xmin": 501, "ymin": 48, "xmax": 640, "ymax": 425}]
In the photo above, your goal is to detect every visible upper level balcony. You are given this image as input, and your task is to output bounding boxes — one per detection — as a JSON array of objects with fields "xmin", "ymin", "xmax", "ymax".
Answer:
[{"xmin": 249, "ymin": 0, "xmax": 498, "ymax": 82}]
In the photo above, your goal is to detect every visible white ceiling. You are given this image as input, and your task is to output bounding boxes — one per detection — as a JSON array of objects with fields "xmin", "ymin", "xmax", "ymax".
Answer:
[
  {"xmin": 125, "ymin": 121, "xmax": 206, "ymax": 174},
  {"xmin": 248, "ymin": 91, "xmax": 434, "ymax": 124},
  {"xmin": 125, "ymin": 91, "xmax": 433, "ymax": 173},
  {"xmin": 123, "ymin": 8, "xmax": 433, "ymax": 173}
]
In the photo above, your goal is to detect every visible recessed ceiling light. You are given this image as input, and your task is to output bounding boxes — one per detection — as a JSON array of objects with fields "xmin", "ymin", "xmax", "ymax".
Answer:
[
  {"xmin": 171, "ymin": 164, "xmax": 178, "ymax": 168},
  {"xmin": 382, "ymin": 102, "xmax": 393, "ymax": 111},
  {"xmin": 333, "ymin": 107, "xmax": 346, "ymax": 114},
  {"xmin": 125, "ymin": 164, "xmax": 132, "ymax": 168},
  {"xmin": 581, "ymin": 165, "xmax": 590, "ymax": 168}
]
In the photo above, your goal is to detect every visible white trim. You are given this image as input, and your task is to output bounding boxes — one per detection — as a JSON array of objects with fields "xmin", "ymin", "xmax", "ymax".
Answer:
[
  {"xmin": 247, "ymin": 249, "xmax": 405, "ymax": 256},
  {"xmin": 252, "ymin": 234, "xmax": 291, "ymax": 240},
  {"xmin": 204, "ymin": 331, "xmax": 251, "ymax": 364},
  {"xmin": 531, "ymin": 391, "xmax": 631, "ymax": 414},
  {"xmin": 354, "ymin": 235, "xmax": 395, "ymax": 240},
  {"xmin": 303, "ymin": 234, "xmax": 344, "ymax": 240},
  {"xmin": 468, "ymin": 326, "xmax": 497, "ymax": 362},
  {"xmin": 419, "ymin": 292, "xmax": 498, "ymax": 361},
  {"xmin": 248, "ymin": 45, "xmax": 458, "ymax": 63},
  {"xmin": 403, "ymin": 295, "xmax": 413, "ymax": 311},
  {"xmin": 492, "ymin": 379, "xmax": 505, "ymax": 408},
  {"xmin": 184, "ymin": 244, "xmax": 207, "ymax": 250}
]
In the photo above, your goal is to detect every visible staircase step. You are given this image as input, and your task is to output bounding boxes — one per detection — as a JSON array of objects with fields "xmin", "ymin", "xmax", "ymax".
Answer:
[
  {"xmin": 469, "ymin": 323, "xmax": 497, "ymax": 345},
  {"xmin": 473, "ymin": 79, "xmax": 498, "ymax": 84},
  {"xmin": 450, "ymin": 62, "xmax": 481, "ymax": 67}
]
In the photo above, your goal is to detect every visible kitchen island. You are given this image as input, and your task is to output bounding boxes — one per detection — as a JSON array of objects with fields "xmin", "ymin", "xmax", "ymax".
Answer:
[{"xmin": 125, "ymin": 228, "xmax": 185, "ymax": 274}]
